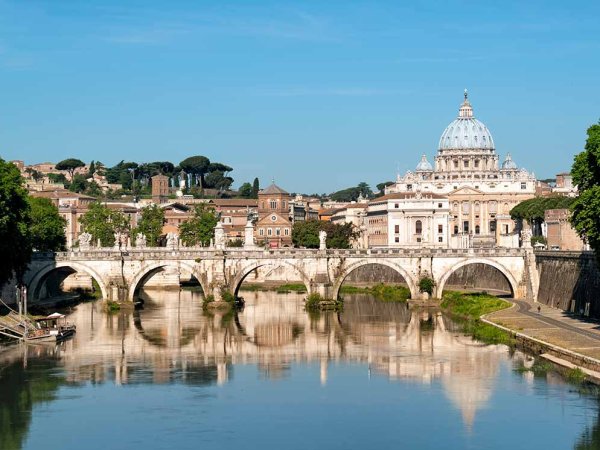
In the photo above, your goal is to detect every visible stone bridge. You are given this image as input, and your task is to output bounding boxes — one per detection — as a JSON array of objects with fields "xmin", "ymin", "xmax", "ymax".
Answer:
[{"xmin": 24, "ymin": 247, "xmax": 538, "ymax": 303}]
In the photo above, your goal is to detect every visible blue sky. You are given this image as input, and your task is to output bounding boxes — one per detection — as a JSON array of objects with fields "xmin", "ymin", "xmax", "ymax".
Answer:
[{"xmin": 1, "ymin": 0, "xmax": 599, "ymax": 193}]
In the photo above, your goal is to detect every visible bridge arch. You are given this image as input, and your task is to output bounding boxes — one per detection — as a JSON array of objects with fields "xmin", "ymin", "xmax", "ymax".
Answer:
[
  {"xmin": 331, "ymin": 259, "xmax": 418, "ymax": 300},
  {"xmin": 230, "ymin": 261, "xmax": 311, "ymax": 297},
  {"xmin": 128, "ymin": 261, "xmax": 206, "ymax": 302},
  {"xmin": 27, "ymin": 261, "xmax": 109, "ymax": 302},
  {"xmin": 437, "ymin": 258, "xmax": 519, "ymax": 298}
]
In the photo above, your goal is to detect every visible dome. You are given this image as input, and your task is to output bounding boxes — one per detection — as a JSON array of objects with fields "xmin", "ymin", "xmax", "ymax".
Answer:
[
  {"xmin": 438, "ymin": 91, "xmax": 495, "ymax": 151},
  {"xmin": 501, "ymin": 153, "xmax": 517, "ymax": 170},
  {"xmin": 416, "ymin": 154, "xmax": 433, "ymax": 171}
]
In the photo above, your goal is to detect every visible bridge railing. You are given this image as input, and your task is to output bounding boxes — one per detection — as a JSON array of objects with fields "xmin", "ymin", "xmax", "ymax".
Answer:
[{"xmin": 31, "ymin": 246, "xmax": 527, "ymax": 262}]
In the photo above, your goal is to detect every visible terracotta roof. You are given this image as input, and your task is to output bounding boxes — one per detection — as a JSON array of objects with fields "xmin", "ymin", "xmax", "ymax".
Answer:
[
  {"xmin": 319, "ymin": 208, "xmax": 343, "ymax": 216},
  {"xmin": 344, "ymin": 203, "xmax": 368, "ymax": 209},
  {"xmin": 31, "ymin": 190, "xmax": 96, "ymax": 201},
  {"xmin": 259, "ymin": 183, "xmax": 289, "ymax": 195},
  {"xmin": 210, "ymin": 199, "xmax": 258, "ymax": 207}
]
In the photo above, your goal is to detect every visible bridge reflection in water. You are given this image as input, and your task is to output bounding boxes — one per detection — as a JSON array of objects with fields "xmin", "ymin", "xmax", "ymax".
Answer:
[{"xmin": 0, "ymin": 291, "xmax": 521, "ymax": 429}]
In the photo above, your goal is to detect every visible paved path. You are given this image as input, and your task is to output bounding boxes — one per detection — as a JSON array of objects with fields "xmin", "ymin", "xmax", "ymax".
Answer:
[{"xmin": 487, "ymin": 300, "xmax": 600, "ymax": 361}]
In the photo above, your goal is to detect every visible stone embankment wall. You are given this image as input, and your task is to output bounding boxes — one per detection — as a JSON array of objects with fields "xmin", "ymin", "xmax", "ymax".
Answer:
[
  {"xmin": 536, "ymin": 251, "xmax": 600, "ymax": 317},
  {"xmin": 444, "ymin": 263, "xmax": 512, "ymax": 294}
]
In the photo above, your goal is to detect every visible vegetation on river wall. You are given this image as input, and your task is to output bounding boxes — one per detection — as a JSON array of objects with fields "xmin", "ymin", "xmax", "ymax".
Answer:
[
  {"xmin": 441, "ymin": 291, "xmax": 514, "ymax": 346},
  {"xmin": 340, "ymin": 284, "xmax": 410, "ymax": 302}
]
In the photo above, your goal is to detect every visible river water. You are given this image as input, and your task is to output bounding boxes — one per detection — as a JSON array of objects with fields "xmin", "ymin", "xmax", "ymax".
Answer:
[{"xmin": 1, "ymin": 290, "xmax": 599, "ymax": 450}]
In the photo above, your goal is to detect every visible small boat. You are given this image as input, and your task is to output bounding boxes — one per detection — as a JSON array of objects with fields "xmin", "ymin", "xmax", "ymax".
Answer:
[{"xmin": 26, "ymin": 313, "xmax": 76, "ymax": 342}]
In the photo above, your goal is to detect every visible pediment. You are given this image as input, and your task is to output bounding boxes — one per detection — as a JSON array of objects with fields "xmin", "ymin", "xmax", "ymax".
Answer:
[{"xmin": 450, "ymin": 186, "xmax": 484, "ymax": 195}]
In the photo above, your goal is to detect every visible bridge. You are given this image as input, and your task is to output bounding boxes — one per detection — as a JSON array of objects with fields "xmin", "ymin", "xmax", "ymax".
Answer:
[{"xmin": 24, "ymin": 246, "xmax": 538, "ymax": 303}]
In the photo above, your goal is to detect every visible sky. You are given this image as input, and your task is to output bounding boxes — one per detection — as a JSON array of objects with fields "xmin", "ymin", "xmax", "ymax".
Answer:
[{"xmin": 0, "ymin": 0, "xmax": 599, "ymax": 194}]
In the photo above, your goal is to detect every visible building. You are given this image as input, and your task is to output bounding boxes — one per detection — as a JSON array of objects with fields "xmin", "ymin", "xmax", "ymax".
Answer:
[
  {"xmin": 366, "ymin": 193, "xmax": 450, "ymax": 248},
  {"xmin": 545, "ymin": 209, "xmax": 588, "ymax": 251},
  {"xmin": 330, "ymin": 202, "xmax": 369, "ymax": 248},
  {"xmin": 210, "ymin": 198, "xmax": 258, "ymax": 241},
  {"xmin": 255, "ymin": 183, "xmax": 292, "ymax": 248},
  {"xmin": 151, "ymin": 174, "xmax": 170, "ymax": 204},
  {"xmin": 386, "ymin": 91, "xmax": 536, "ymax": 248}
]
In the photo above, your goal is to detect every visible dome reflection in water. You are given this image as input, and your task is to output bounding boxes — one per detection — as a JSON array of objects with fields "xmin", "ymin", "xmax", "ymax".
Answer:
[{"xmin": 0, "ymin": 290, "xmax": 599, "ymax": 450}]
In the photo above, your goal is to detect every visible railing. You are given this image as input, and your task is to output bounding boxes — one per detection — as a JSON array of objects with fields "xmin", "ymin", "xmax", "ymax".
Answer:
[{"xmin": 31, "ymin": 246, "xmax": 528, "ymax": 262}]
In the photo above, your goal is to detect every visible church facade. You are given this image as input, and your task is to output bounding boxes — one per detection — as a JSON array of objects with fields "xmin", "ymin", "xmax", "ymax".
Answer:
[{"xmin": 383, "ymin": 91, "xmax": 536, "ymax": 248}]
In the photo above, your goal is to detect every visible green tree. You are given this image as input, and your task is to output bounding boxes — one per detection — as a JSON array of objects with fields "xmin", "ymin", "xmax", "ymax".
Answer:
[
  {"xmin": 179, "ymin": 204, "xmax": 218, "ymax": 246},
  {"xmin": 180, "ymin": 156, "xmax": 211, "ymax": 188},
  {"xmin": 357, "ymin": 182, "xmax": 373, "ymax": 198},
  {"xmin": 87, "ymin": 160, "xmax": 96, "ymax": 177},
  {"xmin": 69, "ymin": 174, "xmax": 89, "ymax": 193},
  {"xmin": 0, "ymin": 159, "xmax": 31, "ymax": 284},
  {"xmin": 25, "ymin": 168, "xmax": 43, "ymax": 182},
  {"xmin": 79, "ymin": 202, "xmax": 130, "ymax": 247},
  {"xmin": 205, "ymin": 170, "xmax": 233, "ymax": 190},
  {"xmin": 55, "ymin": 158, "xmax": 85, "ymax": 180},
  {"xmin": 292, "ymin": 220, "xmax": 358, "ymax": 249},
  {"xmin": 571, "ymin": 122, "xmax": 600, "ymax": 256},
  {"xmin": 376, "ymin": 181, "xmax": 394, "ymax": 193},
  {"xmin": 48, "ymin": 173, "xmax": 67, "ymax": 185},
  {"xmin": 238, "ymin": 182, "xmax": 253, "ymax": 198},
  {"xmin": 252, "ymin": 177, "xmax": 260, "ymax": 198},
  {"xmin": 133, "ymin": 204, "xmax": 165, "ymax": 246},
  {"xmin": 28, "ymin": 197, "xmax": 66, "ymax": 251}
]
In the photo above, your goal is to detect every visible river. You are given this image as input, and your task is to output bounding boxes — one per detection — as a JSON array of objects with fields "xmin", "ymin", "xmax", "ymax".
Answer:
[{"xmin": 1, "ymin": 290, "xmax": 599, "ymax": 450}]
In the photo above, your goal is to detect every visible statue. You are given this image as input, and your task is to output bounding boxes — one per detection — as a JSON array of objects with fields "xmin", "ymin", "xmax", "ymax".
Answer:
[
  {"xmin": 319, "ymin": 230, "xmax": 327, "ymax": 251},
  {"xmin": 244, "ymin": 219, "xmax": 256, "ymax": 249},
  {"xmin": 520, "ymin": 228, "xmax": 532, "ymax": 249},
  {"xmin": 135, "ymin": 233, "xmax": 147, "ymax": 248},
  {"xmin": 79, "ymin": 232, "xmax": 92, "ymax": 250},
  {"xmin": 166, "ymin": 232, "xmax": 179, "ymax": 249},
  {"xmin": 113, "ymin": 232, "xmax": 122, "ymax": 250},
  {"xmin": 214, "ymin": 222, "xmax": 226, "ymax": 250}
]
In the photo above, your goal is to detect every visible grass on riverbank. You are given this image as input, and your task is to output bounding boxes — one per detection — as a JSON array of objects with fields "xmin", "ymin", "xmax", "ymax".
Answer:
[
  {"xmin": 239, "ymin": 283, "xmax": 308, "ymax": 294},
  {"xmin": 441, "ymin": 290, "xmax": 514, "ymax": 346},
  {"xmin": 340, "ymin": 284, "xmax": 411, "ymax": 302}
]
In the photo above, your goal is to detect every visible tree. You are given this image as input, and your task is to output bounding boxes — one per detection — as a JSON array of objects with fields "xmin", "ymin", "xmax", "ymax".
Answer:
[
  {"xmin": 55, "ymin": 158, "xmax": 85, "ymax": 181},
  {"xmin": 376, "ymin": 181, "xmax": 394, "ymax": 193},
  {"xmin": 79, "ymin": 202, "xmax": 130, "ymax": 247},
  {"xmin": 0, "ymin": 159, "xmax": 31, "ymax": 285},
  {"xmin": 238, "ymin": 182, "xmax": 253, "ymax": 198},
  {"xmin": 292, "ymin": 220, "xmax": 358, "ymax": 249},
  {"xmin": 133, "ymin": 204, "xmax": 165, "ymax": 246},
  {"xmin": 205, "ymin": 170, "xmax": 233, "ymax": 190},
  {"xmin": 68, "ymin": 174, "xmax": 88, "ymax": 193},
  {"xmin": 179, "ymin": 204, "xmax": 218, "ymax": 246},
  {"xmin": 571, "ymin": 122, "xmax": 600, "ymax": 256},
  {"xmin": 48, "ymin": 173, "xmax": 67, "ymax": 185},
  {"xmin": 252, "ymin": 177, "xmax": 260, "ymax": 198},
  {"xmin": 28, "ymin": 197, "xmax": 66, "ymax": 251},
  {"xmin": 25, "ymin": 168, "xmax": 43, "ymax": 182},
  {"xmin": 357, "ymin": 182, "xmax": 373, "ymax": 198},
  {"xmin": 87, "ymin": 160, "xmax": 96, "ymax": 177},
  {"xmin": 179, "ymin": 156, "xmax": 211, "ymax": 188}
]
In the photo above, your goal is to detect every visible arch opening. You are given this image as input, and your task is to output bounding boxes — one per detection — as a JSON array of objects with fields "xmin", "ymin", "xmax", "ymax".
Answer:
[
  {"xmin": 130, "ymin": 263, "xmax": 205, "ymax": 302},
  {"xmin": 333, "ymin": 262, "xmax": 415, "ymax": 300},
  {"xmin": 440, "ymin": 262, "xmax": 515, "ymax": 298},
  {"xmin": 233, "ymin": 262, "xmax": 310, "ymax": 298},
  {"xmin": 28, "ymin": 264, "xmax": 107, "ymax": 303}
]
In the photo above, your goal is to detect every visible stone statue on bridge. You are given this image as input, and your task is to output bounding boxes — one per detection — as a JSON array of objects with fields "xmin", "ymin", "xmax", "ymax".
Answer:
[
  {"xmin": 244, "ymin": 220, "xmax": 256, "ymax": 249},
  {"xmin": 520, "ymin": 228, "xmax": 532, "ymax": 249},
  {"xmin": 135, "ymin": 233, "xmax": 147, "ymax": 248},
  {"xmin": 166, "ymin": 232, "xmax": 179, "ymax": 249},
  {"xmin": 78, "ymin": 232, "xmax": 92, "ymax": 251},
  {"xmin": 319, "ymin": 230, "xmax": 327, "ymax": 250},
  {"xmin": 214, "ymin": 222, "xmax": 226, "ymax": 250}
]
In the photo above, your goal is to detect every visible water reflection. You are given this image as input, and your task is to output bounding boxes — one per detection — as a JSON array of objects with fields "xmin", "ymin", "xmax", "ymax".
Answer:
[{"xmin": 1, "ymin": 290, "xmax": 599, "ymax": 449}]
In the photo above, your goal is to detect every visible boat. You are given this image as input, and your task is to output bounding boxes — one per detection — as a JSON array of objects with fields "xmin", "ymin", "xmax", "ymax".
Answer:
[{"xmin": 27, "ymin": 313, "xmax": 77, "ymax": 342}]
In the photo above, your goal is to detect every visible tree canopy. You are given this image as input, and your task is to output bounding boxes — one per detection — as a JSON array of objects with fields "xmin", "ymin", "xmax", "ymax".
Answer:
[
  {"xmin": 238, "ymin": 182, "xmax": 253, "ymax": 198},
  {"xmin": 510, "ymin": 196, "xmax": 575, "ymax": 223},
  {"xmin": 79, "ymin": 202, "xmax": 130, "ymax": 247},
  {"xmin": 179, "ymin": 204, "xmax": 218, "ymax": 247},
  {"xmin": 0, "ymin": 159, "xmax": 32, "ymax": 284},
  {"xmin": 55, "ymin": 158, "xmax": 85, "ymax": 180},
  {"xmin": 571, "ymin": 122, "xmax": 600, "ymax": 255},
  {"xmin": 28, "ymin": 197, "xmax": 66, "ymax": 252},
  {"xmin": 133, "ymin": 204, "xmax": 165, "ymax": 246},
  {"xmin": 292, "ymin": 220, "xmax": 358, "ymax": 249},
  {"xmin": 330, "ymin": 182, "xmax": 373, "ymax": 202}
]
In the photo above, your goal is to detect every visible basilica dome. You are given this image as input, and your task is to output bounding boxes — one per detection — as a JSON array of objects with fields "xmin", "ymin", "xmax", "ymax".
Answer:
[
  {"xmin": 438, "ymin": 91, "xmax": 495, "ymax": 151},
  {"xmin": 501, "ymin": 153, "xmax": 517, "ymax": 170},
  {"xmin": 416, "ymin": 154, "xmax": 433, "ymax": 171}
]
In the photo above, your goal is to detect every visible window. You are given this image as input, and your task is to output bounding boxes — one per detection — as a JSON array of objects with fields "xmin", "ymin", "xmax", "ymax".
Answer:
[
  {"xmin": 283, "ymin": 201, "xmax": 286, "ymax": 208},
  {"xmin": 475, "ymin": 225, "xmax": 480, "ymax": 234},
  {"xmin": 270, "ymin": 200, "xmax": 277, "ymax": 209},
  {"xmin": 454, "ymin": 225, "xmax": 459, "ymax": 234},
  {"xmin": 438, "ymin": 224, "xmax": 443, "ymax": 233},
  {"xmin": 462, "ymin": 202, "xmax": 470, "ymax": 214},
  {"xmin": 284, "ymin": 228, "xmax": 289, "ymax": 236},
  {"xmin": 407, "ymin": 184, "xmax": 413, "ymax": 191},
  {"xmin": 394, "ymin": 225, "xmax": 400, "ymax": 233},
  {"xmin": 395, "ymin": 203, "xmax": 399, "ymax": 209},
  {"xmin": 267, "ymin": 228, "xmax": 272, "ymax": 236},
  {"xmin": 474, "ymin": 160, "xmax": 480, "ymax": 168},
  {"xmin": 489, "ymin": 201, "xmax": 497, "ymax": 213},
  {"xmin": 415, "ymin": 220, "xmax": 422, "ymax": 235},
  {"xmin": 417, "ymin": 237, "xmax": 422, "ymax": 243},
  {"xmin": 490, "ymin": 220, "xmax": 497, "ymax": 233},
  {"xmin": 276, "ymin": 228, "xmax": 281, "ymax": 236},
  {"xmin": 463, "ymin": 160, "xmax": 469, "ymax": 168},
  {"xmin": 454, "ymin": 160, "xmax": 459, "ymax": 168},
  {"xmin": 438, "ymin": 203, "xmax": 443, "ymax": 208},
  {"xmin": 395, "ymin": 237, "xmax": 399, "ymax": 243},
  {"xmin": 438, "ymin": 236, "xmax": 443, "ymax": 243},
  {"xmin": 259, "ymin": 229, "xmax": 264, "ymax": 236},
  {"xmin": 463, "ymin": 221, "xmax": 469, "ymax": 233},
  {"xmin": 503, "ymin": 224, "xmax": 509, "ymax": 234},
  {"xmin": 521, "ymin": 182, "xmax": 526, "ymax": 190},
  {"xmin": 271, "ymin": 215, "xmax": 277, "ymax": 221}
]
